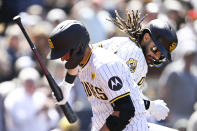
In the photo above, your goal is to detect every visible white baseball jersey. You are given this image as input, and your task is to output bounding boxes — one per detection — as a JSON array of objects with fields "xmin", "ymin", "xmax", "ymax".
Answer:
[
  {"xmin": 78, "ymin": 47, "xmax": 149, "ymax": 131},
  {"xmin": 94, "ymin": 37, "xmax": 148, "ymax": 89}
]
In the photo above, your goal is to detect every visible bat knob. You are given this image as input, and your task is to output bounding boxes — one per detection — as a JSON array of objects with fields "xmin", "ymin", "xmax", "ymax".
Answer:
[{"xmin": 13, "ymin": 15, "xmax": 21, "ymax": 24}]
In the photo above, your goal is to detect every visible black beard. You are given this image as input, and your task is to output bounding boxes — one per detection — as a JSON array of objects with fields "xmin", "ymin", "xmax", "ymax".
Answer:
[
  {"xmin": 141, "ymin": 45, "xmax": 146, "ymax": 58},
  {"xmin": 141, "ymin": 44, "xmax": 165, "ymax": 67},
  {"xmin": 141, "ymin": 39, "xmax": 152, "ymax": 58},
  {"xmin": 141, "ymin": 39, "xmax": 157, "ymax": 67},
  {"xmin": 141, "ymin": 45, "xmax": 152, "ymax": 67}
]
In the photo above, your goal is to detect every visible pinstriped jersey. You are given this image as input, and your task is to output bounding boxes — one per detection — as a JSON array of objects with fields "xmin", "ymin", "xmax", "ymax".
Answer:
[
  {"xmin": 78, "ymin": 47, "xmax": 148, "ymax": 130},
  {"xmin": 94, "ymin": 37, "xmax": 148, "ymax": 88}
]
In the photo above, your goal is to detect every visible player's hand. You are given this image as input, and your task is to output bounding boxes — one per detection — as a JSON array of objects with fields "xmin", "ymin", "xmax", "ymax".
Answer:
[
  {"xmin": 148, "ymin": 100, "xmax": 169, "ymax": 121},
  {"xmin": 55, "ymin": 81, "xmax": 74, "ymax": 105}
]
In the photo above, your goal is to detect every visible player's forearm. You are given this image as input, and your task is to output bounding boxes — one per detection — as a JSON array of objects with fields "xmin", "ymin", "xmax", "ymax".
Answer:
[
  {"xmin": 55, "ymin": 68, "xmax": 78, "ymax": 105},
  {"xmin": 67, "ymin": 68, "xmax": 78, "ymax": 75},
  {"xmin": 100, "ymin": 124, "xmax": 110, "ymax": 131},
  {"xmin": 66, "ymin": 68, "xmax": 78, "ymax": 83},
  {"xmin": 99, "ymin": 111, "xmax": 120, "ymax": 131}
]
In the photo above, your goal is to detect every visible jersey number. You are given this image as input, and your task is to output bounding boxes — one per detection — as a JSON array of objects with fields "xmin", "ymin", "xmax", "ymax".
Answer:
[
  {"xmin": 137, "ymin": 77, "xmax": 146, "ymax": 86},
  {"xmin": 82, "ymin": 82, "xmax": 108, "ymax": 100}
]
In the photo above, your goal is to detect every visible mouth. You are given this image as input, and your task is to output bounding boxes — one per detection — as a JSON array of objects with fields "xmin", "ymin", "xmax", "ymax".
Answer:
[
  {"xmin": 146, "ymin": 55, "xmax": 153, "ymax": 64},
  {"xmin": 146, "ymin": 55, "xmax": 157, "ymax": 67}
]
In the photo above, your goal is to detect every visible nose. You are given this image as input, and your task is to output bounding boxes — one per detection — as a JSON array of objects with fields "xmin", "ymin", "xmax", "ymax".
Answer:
[
  {"xmin": 151, "ymin": 52, "xmax": 161, "ymax": 60},
  {"xmin": 61, "ymin": 51, "xmax": 70, "ymax": 61},
  {"xmin": 61, "ymin": 57, "xmax": 64, "ymax": 61},
  {"xmin": 154, "ymin": 54, "xmax": 160, "ymax": 60}
]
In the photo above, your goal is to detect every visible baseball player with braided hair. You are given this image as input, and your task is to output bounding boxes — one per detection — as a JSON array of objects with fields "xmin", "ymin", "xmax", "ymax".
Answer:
[
  {"xmin": 57, "ymin": 9, "xmax": 178, "ymax": 125},
  {"xmin": 48, "ymin": 10, "xmax": 178, "ymax": 130},
  {"xmin": 94, "ymin": 10, "xmax": 177, "ymax": 122}
]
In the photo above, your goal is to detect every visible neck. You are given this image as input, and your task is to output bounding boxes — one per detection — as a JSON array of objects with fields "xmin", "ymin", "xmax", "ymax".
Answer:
[
  {"xmin": 80, "ymin": 45, "xmax": 91, "ymax": 65},
  {"xmin": 140, "ymin": 39, "xmax": 150, "ymax": 57}
]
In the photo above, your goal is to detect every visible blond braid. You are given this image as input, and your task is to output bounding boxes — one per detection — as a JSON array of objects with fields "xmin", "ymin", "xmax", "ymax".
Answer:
[{"xmin": 108, "ymin": 10, "xmax": 147, "ymax": 45}]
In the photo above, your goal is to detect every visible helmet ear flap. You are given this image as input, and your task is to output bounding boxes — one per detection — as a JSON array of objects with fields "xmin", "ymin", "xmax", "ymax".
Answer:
[{"xmin": 144, "ymin": 33, "xmax": 150, "ymax": 41}]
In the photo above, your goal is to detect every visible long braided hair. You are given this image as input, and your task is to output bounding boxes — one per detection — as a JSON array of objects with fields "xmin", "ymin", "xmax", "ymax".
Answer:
[{"xmin": 108, "ymin": 10, "xmax": 147, "ymax": 46}]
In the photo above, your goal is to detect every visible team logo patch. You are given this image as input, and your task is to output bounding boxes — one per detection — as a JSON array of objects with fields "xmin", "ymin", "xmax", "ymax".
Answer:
[
  {"xmin": 91, "ymin": 72, "xmax": 95, "ymax": 80},
  {"xmin": 48, "ymin": 39, "xmax": 54, "ymax": 48},
  {"xmin": 108, "ymin": 76, "xmax": 123, "ymax": 91},
  {"xmin": 126, "ymin": 58, "xmax": 137, "ymax": 73}
]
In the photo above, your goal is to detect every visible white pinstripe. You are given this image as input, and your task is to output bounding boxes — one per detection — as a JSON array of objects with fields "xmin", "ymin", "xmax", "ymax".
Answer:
[{"xmin": 78, "ymin": 47, "xmax": 149, "ymax": 131}]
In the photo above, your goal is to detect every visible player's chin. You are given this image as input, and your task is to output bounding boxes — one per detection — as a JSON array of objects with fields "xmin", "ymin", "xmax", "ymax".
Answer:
[
  {"xmin": 146, "ymin": 57, "xmax": 153, "ymax": 65},
  {"xmin": 146, "ymin": 58, "xmax": 154, "ymax": 67},
  {"xmin": 146, "ymin": 62, "xmax": 153, "ymax": 67}
]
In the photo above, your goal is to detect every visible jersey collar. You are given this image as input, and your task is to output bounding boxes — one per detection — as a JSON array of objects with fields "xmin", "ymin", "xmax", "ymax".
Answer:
[{"xmin": 79, "ymin": 48, "xmax": 93, "ymax": 69}]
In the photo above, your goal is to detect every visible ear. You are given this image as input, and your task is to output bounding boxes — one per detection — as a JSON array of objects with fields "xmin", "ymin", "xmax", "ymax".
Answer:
[{"xmin": 143, "ymin": 33, "xmax": 151, "ymax": 42}]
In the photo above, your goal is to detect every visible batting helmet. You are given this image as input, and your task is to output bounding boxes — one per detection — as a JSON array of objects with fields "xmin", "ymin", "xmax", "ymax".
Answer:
[
  {"xmin": 47, "ymin": 20, "xmax": 90, "ymax": 69},
  {"xmin": 143, "ymin": 19, "xmax": 178, "ymax": 65}
]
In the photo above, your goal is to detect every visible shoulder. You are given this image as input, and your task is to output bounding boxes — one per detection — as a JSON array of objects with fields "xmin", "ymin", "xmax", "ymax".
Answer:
[
  {"xmin": 90, "ymin": 48, "xmax": 132, "ymax": 82},
  {"xmin": 110, "ymin": 36, "xmax": 130, "ymax": 41},
  {"xmin": 92, "ymin": 47, "xmax": 121, "ymax": 62},
  {"xmin": 111, "ymin": 37, "xmax": 142, "ymax": 52},
  {"xmin": 92, "ymin": 47, "xmax": 126, "ymax": 69},
  {"xmin": 99, "ymin": 37, "xmax": 142, "ymax": 52},
  {"xmin": 94, "ymin": 37, "xmax": 131, "ymax": 46},
  {"xmin": 106, "ymin": 37, "xmax": 135, "ymax": 47},
  {"xmin": 111, "ymin": 37, "xmax": 145, "ymax": 61}
]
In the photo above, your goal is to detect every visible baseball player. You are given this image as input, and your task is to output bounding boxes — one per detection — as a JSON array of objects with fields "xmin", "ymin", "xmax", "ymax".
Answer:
[
  {"xmin": 57, "ymin": 10, "xmax": 178, "ymax": 123},
  {"xmin": 47, "ymin": 20, "xmax": 150, "ymax": 131},
  {"xmin": 93, "ymin": 10, "xmax": 177, "ymax": 122}
]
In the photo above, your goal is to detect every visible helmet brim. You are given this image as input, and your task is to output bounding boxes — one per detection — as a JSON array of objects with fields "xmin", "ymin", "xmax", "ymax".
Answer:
[
  {"xmin": 151, "ymin": 35, "xmax": 172, "ymax": 62},
  {"xmin": 47, "ymin": 49, "xmax": 68, "ymax": 60}
]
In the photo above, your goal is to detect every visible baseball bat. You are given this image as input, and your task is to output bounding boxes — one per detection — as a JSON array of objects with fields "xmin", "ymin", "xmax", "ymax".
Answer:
[{"xmin": 13, "ymin": 15, "xmax": 77, "ymax": 123}]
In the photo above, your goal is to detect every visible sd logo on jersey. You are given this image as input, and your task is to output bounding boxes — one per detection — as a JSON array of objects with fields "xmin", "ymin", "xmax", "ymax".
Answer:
[
  {"xmin": 126, "ymin": 58, "xmax": 137, "ymax": 73},
  {"xmin": 91, "ymin": 72, "xmax": 95, "ymax": 80},
  {"xmin": 108, "ymin": 76, "xmax": 123, "ymax": 91}
]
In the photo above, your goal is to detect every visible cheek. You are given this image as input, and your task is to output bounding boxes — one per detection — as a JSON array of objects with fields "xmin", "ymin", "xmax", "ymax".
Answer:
[
  {"xmin": 66, "ymin": 52, "xmax": 71, "ymax": 58},
  {"xmin": 61, "ymin": 56, "xmax": 66, "ymax": 61},
  {"xmin": 61, "ymin": 52, "xmax": 70, "ymax": 61},
  {"xmin": 145, "ymin": 47, "xmax": 152, "ymax": 56},
  {"xmin": 61, "ymin": 57, "xmax": 64, "ymax": 61},
  {"xmin": 155, "ymin": 51, "xmax": 162, "ymax": 58},
  {"xmin": 144, "ymin": 43, "xmax": 153, "ymax": 56}
]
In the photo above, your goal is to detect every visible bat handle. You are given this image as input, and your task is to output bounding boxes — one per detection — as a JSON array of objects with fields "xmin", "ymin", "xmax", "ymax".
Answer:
[
  {"xmin": 13, "ymin": 15, "xmax": 78, "ymax": 123},
  {"xmin": 60, "ymin": 103, "xmax": 78, "ymax": 123},
  {"xmin": 46, "ymin": 74, "xmax": 78, "ymax": 123}
]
